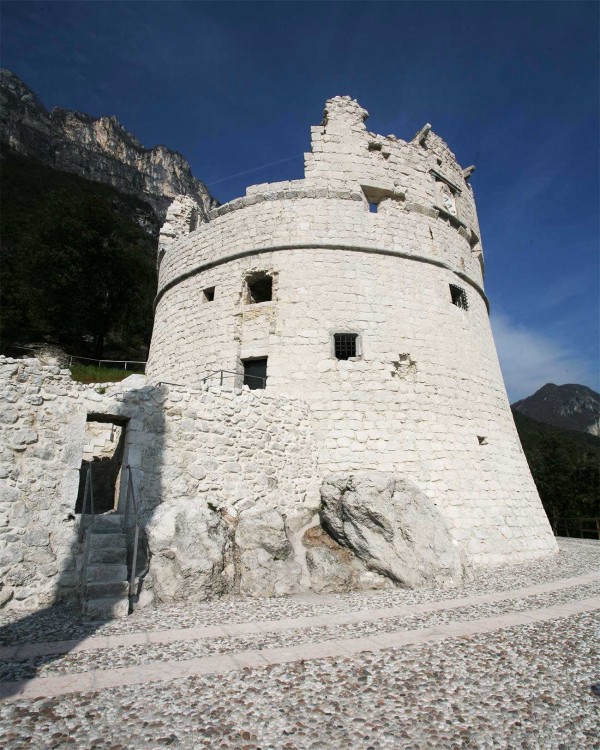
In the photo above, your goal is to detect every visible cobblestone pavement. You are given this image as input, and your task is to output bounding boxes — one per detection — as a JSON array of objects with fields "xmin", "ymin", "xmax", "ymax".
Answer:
[{"xmin": 0, "ymin": 538, "xmax": 598, "ymax": 749}]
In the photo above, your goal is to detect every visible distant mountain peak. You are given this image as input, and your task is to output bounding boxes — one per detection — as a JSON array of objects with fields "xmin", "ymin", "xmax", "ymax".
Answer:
[{"xmin": 512, "ymin": 383, "xmax": 600, "ymax": 435}]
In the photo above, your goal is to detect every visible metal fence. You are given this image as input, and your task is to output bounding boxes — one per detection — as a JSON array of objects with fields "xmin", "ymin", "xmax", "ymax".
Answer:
[
  {"xmin": 68, "ymin": 355, "xmax": 146, "ymax": 373},
  {"xmin": 551, "ymin": 517, "xmax": 600, "ymax": 540}
]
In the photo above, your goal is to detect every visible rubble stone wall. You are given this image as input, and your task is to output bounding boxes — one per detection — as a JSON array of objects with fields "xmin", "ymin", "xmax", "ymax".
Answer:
[{"xmin": 0, "ymin": 357, "xmax": 321, "ymax": 610}]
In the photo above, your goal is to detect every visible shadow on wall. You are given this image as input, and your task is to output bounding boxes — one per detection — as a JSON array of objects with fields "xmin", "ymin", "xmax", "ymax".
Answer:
[{"xmin": 0, "ymin": 382, "xmax": 166, "ymax": 700}]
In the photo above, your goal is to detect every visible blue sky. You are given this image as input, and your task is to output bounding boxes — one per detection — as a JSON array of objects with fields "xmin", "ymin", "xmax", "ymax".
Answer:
[{"xmin": 2, "ymin": 1, "xmax": 598, "ymax": 400}]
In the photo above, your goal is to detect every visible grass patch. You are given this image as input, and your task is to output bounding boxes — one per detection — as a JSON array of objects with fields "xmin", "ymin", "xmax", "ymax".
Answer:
[{"xmin": 70, "ymin": 364, "xmax": 138, "ymax": 384}]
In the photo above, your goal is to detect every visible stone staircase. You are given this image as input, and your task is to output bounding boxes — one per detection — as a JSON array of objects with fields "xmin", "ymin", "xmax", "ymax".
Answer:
[{"xmin": 79, "ymin": 513, "xmax": 130, "ymax": 619}]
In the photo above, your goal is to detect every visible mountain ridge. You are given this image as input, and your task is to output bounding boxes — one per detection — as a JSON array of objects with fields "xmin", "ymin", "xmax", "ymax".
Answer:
[
  {"xmin": 0, "ymin": 68, "xmax": 215, "ymax": 222},
  {"xmin": 512, "ymin": 382, "xmax": 600, "ymax": 436}
]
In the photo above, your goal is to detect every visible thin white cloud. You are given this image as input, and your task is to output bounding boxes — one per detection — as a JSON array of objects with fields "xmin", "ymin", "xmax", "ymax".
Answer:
[{"xmin": 491, "ymin": 312, "xmax": 598, "ymax": 402}]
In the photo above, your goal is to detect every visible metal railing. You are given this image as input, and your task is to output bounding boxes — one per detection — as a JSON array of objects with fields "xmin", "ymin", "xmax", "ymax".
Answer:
[
  {"xmin": 200, "ymin": 369, "xmax": 267, "ymax": 389},
  {"xmin": 77, "ymin": 464, "xmax": 96, "ymax": 601},
  {"xmin": 124, "ymin": 465, "xmax": 141, "ymax": 598},
  {"xmin": 77, "ymin": 463, "xmax": 143, "ymax": 611},
  {"xmin": 2, "ymin": 347, "xmax": 146, "ymax": 372},
  {"xmin": 551, "ymin": 516, "xmax": 600, "ymax": 540},
  {"xmin": 78, "ymin": 464, "xmax": 95, "ymax": 543},
  {"xmin": 69, "ymin": 355, "xmax": 146, "ymax": 372}
]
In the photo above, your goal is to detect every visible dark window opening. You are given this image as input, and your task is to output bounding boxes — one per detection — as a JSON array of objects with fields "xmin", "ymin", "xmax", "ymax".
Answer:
[
  {"xmin": 203, "ymin": 286, "xmax": 215, "ymax": 302},
  {"xmin": 75, "ymin": 417, "xmax": 127, "ymax": 514},
  {"xmin": 243, "ymin": 358, "xmax": 267, "ymax": 390},
  {"xmin": 478, "ymin": 436, "xmax": 488, "ymax": 446},
  {"xmin": 334, "ymin": 333, "xmax": 358, "ymax": 360},
  {"xmin": 246, "ymin": 272, "xmax": 273, "ymax": 304},
  {"xmin": 189, "ymin": 208, "xmax": 199, "ymax": 232},
  {"xmin": 450, "ymin": 284, "xmax": 469, "ymax": 310}
]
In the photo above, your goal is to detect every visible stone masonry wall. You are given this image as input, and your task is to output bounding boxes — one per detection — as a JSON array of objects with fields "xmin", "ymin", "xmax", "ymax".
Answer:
[
  {"xmin": 0, "ymin": 358, "xmax": 87, "ymax": 610},
  {"xmin": 146, "ymin": 96, "xmax": 557, "ymax": 568},
  {"xmin": 0, "ymin": 357, "xmax": 322, "ymax": 610}
]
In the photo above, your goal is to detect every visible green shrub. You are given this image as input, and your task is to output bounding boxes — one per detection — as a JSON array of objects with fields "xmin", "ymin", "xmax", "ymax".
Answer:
[{"xmin": 70, "ymin": 364, "xmax": 134, "ymax": 384}]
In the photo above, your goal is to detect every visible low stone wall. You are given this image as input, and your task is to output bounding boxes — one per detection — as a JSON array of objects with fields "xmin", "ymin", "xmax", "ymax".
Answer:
[
  {"xmin": 0, "ymin": 358, "xmax": 86, "ymax": 609},
  {"xmin": 0, "ymin": 357, "xmax": 324, "ymax": 610}
]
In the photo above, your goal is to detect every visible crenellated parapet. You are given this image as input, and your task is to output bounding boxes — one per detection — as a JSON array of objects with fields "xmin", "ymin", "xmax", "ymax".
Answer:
[{"xmin": 156, "ymin": 96, "xmax": 484, "ymax": 305}]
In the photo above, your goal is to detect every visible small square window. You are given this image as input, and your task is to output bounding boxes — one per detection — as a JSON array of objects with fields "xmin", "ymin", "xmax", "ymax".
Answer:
[
  {"xmin": 334, "ymin": 333, "xmax": 358, "ymax": 360},
  {"xmin": 245, "ymin": 272, "xmax": 273, "ymax": 304},
  {"xmin": 203, "ymin": 286, "xmax": 215, "ymax": 302},
  {"xmin": 449, "ymin": 284, "xmax": 468, "ymax": 310}
]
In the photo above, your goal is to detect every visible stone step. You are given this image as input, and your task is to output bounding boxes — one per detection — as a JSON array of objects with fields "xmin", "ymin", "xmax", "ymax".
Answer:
[
  {"xmin": 86, "ymin": 581, "xmax": 130, "ymax": 599},
  {"xmin": 87, "ymin": 533, "xmax": 126, "ymax": 550},
  {"xmin": 84, "ymin": 597, "xmax": 130, "ymax": 619},
  {"xmin": 87, "ymin": 515, "xmax": 124, "ymax": 532},
  {"xmin": 89, "ymin": 525, "xmax": 126, "ymax": 535},
  {"xmin": 88, "ymin": 547, "xmax": 127, "ymax": 564},
  {"xmin": 86, "ymin": 563, "xmax": 128, "ymax": 583}
]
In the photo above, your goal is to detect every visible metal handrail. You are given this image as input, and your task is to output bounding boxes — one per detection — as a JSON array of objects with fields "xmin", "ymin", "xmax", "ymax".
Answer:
[
  {"xmin": 124, "ymin": 465, "xmax": 141, "ymax": 597},
  {"xmin": 77, "ymin": 464, "xmax": 96, "ymax": 602},
  {"xmin": 156, "ymin": 369, "xmax": 267, "ymax": 393},
  {"xmin": 200, "ymin": 369, "xmax": 267, "ymax": 387},
  {"xmin": 78, "ymin": 464, "xmax": 95, "ymax": 543}
]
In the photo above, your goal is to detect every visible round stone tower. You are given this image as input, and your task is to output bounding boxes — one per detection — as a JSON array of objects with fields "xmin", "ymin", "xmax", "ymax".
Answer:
[{"xmin": 147, "ymin": 96, "xmax": 557, "ymax": 566}]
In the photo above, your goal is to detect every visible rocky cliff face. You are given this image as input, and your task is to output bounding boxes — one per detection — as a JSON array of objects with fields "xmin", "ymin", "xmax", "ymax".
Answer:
[
  {"xmin": 512, "ymin": 383, "xmax": 600, "ymax": 436},
  {"xmin": 0, "ymin": 69, "xmax": 215, "ymax": 221}
]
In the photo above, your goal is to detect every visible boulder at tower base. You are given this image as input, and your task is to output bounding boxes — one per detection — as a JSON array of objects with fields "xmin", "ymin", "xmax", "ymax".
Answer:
[{"xmin": 320, "ymin": 473, "xmax": 470, "ymax": 588}]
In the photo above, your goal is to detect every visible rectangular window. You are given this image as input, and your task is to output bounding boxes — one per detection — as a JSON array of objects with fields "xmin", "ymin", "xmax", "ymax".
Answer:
[
  {"xmin": 449, "ymin": 284, "xmax": 468, "ymax": 310},
  {"xmin": 334, "ymin": 333, "xmax": 358, "ymax": 360},
  {"xmin": 246, "ymin": 272, "xmax": 273, "ymax": 304},
  {"xmin": 203, "ymin": 286, "xmax": 215, "ymax": 302},
  {"xmin": 242, "ymin": 358, "xmax": 267, "ymax": 390}
]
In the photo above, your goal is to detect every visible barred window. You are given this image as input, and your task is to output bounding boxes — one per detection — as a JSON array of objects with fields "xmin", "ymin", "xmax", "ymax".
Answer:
[
  {"xmin": 334, "ymin": 333, "xmax": 358, "ymax": 360},
  {"xmin": 449, "ymin": 284, "xmax": 468, "ymax": 310}
]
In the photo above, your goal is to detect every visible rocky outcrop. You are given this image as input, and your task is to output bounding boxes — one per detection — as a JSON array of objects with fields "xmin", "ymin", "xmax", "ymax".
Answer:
[
  {"xmin": 145, "ymin": 500, "xmax": 232, "ymax": 603},
  {"xmin": 145, "ymin": 470, "xmax": 472, "ymax": 603},
  {"xmin": 512, "ymin": 383, "xmax": 600, "ymax": 436},
  {"xmin": 320, "ymin": 473, "xmax": 471, "ymax": 588},
  {"xmin": 0, "ymin": 69, "xmax": 216, "ymax": 222}
]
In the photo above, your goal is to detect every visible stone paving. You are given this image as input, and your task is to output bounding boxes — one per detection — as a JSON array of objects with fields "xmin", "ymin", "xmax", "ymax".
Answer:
[{"xmin": 0, "ymin": 538, "xmax": 598, "ymax": 749}]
